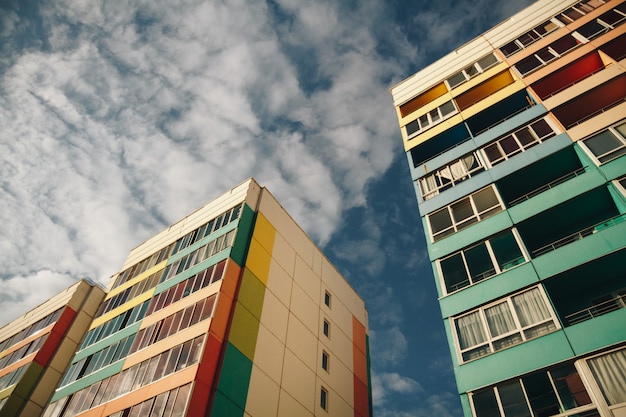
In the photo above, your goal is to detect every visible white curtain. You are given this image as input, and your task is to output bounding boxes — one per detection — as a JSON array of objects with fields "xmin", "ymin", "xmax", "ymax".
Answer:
[
  {"xmin": 589, "ymin": 348, "xmax": 626, "ymax": 405},
  {"xmin": 485, "ymin": 302, "xmax": 516, "ymax": 337},
  {"xmin": 456, "ymin": 311, "xmax": 487, "ymax": 350},
  {"xmin": 512, "ymin": 288, "xmax": 551, "ymax": 327}
]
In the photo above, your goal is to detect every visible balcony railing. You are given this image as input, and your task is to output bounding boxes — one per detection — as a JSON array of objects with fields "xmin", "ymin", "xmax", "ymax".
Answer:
[
  {"xmin": 564, "ymin": 293, "xmax": 626, "ymax": 326},
  {"xmin": 532, "ymin": 212, "xmax": 626, "ymax": 257},
  {"xmin": 508, "ymin": 167, "xmax": 587, "ymax": 207}
]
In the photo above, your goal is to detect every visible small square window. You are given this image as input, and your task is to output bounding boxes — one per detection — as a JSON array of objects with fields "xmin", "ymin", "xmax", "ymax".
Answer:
[
  {"xmin": 324, "ymin": 291, "xmax": 331, "ymax": 307},
  {"xmin": 320, "ymin": 387, "xmax": 328, "ymax": 410},
  {"xmin": 322, "ymin": 351, "xmax": 329, "ymax": 371},
  {"xmin": 323, "ymin": 320, "xmax": 330, "ymax": 337}
]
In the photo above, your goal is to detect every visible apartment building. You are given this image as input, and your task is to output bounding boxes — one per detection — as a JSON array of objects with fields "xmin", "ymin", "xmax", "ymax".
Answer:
[
  {"xmin": 390, "ymin": 1, "xmax": 626, "ymax": 416},
  {"xmin": 0, "ymin": 280, "xmax": 106, "ymax": 417},
  {"xmin": 42, "ymin": 178, "xmax": 372, "ymax": 417}
]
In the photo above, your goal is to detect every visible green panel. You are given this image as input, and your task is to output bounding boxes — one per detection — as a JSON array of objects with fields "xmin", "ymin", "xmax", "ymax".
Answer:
[
  {"xmin": 428, "ymin": 211, "xmax": 513, "ymax": 260},
  {"xmin": 460, "ymin": 393, "xmax": 473, "ymax": 417},
  {"xmin": 366, "ymin": 334, "xmax": 374, "ymax": 417},
  {"xmin": 453, "ymin": 331, "xmax": 575, "ymax": 392},
  {"xmin": 228, "ymin": 303, "xmax": 260, "ymax": 360},
  {"xmin": 215, "ymin": 343, "xmax": 253, "ymax": 412},
  {"xmin": 155, "ymin": 252, "xmax": 230, "ymax": 294},
  {"xmin": 12, "ymin": 362, "xmax": 42, "ymax": 398},
  {"xmin": 167, "ymin": 222, "xmax": 238, "ymax": 264},
  {"xmin": 238, "ymin": 269, "xmax": 266, "ymax": 320},
  {"xmin": 50, "ymin": 359, "xmax": 124, "ymax": 402},
  {"xmin": 507, "ymin": 168, "xmax": 606, "ymax": 224},
  {"xmin": 230, "ymin": 205, "xmax": 256, "ymax": 267},
  {"xmin": 564, "ymin": 308, "xmax": 626, "ymax": 355},
  {"xmin": 439, "ymin": 262, "xmax": 539, "ymax": 318},
  {"xmin": 608, "ymin": 182, "xmax": 626, "ymax": 213},
  {"xmin": 533, "ymin": 220, "xmax": 626, "ymax": 279},
  {"xmin": 209, "ymin": 390, "xmax": 244, "ymax": 417},
  {"xmin": 73, "ymin": 321, "xmax": 141, "ymax": 361},
  {"xmin": 598, "ymin": 153, "xmax": 626, "ymax": 181}
]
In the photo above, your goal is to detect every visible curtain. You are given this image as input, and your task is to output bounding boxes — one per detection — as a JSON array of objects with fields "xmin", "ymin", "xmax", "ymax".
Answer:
[
  {"xmin": 588, "ymin": 348, "xmax": 626, "ymax": 405},
  {"xmin": 485, "ymin": 302, "xmax": 516, "ymax": 337},
  {"xmin": 420, "ymin": 175, "xmax": 437, "ymax": 196},
  {"xmin": 512, "ymin": 288, "xmax": 551, "ymax": 327},
  {"xmin": 456, "ymin": 311, "xmax": 487, "ymax": 350}
]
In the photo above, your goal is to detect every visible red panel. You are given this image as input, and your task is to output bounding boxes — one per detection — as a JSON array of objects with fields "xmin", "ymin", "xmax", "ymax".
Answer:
[
  {"xmin": 532, "ymin": 52, "xmax": 604, "ymax": 99},
  {"xmin": 353, "ymin": 374, "xmax": 370, "ymax": 417},
  {"xmin": 34, "ymin": 307, "xmax": 76, "ymax": 366}
]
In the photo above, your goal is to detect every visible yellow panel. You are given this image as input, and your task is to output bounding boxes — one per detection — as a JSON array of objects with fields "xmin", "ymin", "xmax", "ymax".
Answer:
[
  {"xmin": 252, "ymin": 213, "xmax": 276, "ymax": 253},
  {"xmin": 246, "ymin": 238, "xmax": 272, "ymax": 285},
  {"xmin": 459, "ymin": 80, "xmax": 526, "ymax": 119},
  {"xmin": 105, "ymin": 261, "xmax": 167, "ymax": 299},
  {"xmin": 228, "ymin": 303, "xmax": 260, "ymax": 361},
  {"xmin": 399, "ymin": 82, "xmax": 448, "ymax": 118},
  {"xmin": 90, "ymin": 288, "xmax": 155, "ymax": 329},
  {"xmin": 404, "ymin": 113, "xmax": 465, "ymax": 152}
]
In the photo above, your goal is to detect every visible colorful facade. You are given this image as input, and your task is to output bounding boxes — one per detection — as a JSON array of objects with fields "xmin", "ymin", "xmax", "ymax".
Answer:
[
  {"xmin": 390, "ymin": 0, "xmax": 626, "ymax": 416},
  {"xmin": 43, "ymin": 178, "xmax": 372, "ymax": 417},
  {"xmin": 0, "ymin": 280, "xmax": 106, "ymax": 417}
]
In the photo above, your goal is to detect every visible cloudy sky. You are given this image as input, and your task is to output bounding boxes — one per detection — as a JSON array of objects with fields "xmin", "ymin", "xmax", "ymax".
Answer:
[{"xmin": 0, "ymin": 0, "xmax": 534, "ymax": 415}]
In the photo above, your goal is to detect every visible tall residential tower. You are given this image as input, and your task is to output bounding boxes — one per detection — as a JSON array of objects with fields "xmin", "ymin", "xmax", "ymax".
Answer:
[
  {"xmin": 42, "ymin": 178, "xmax": 372, "ymax": 417},
  {"xmin": 390, "ymin": 1, "xmax": 626, "ymax": 416}
]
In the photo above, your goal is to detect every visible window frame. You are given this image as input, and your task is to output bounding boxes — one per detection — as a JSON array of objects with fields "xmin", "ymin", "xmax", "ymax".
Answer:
[
  {"xmin": 445, "ymin": 53, "xmax": 501, "ymax": 90},
  {"xmin": 579, "ymin": 120, "xmax": 626, "ymax": 165},
  {"xmin": 320, "ymin": 387, "xmax": 329, "ymax": 411},
  {"xmin": 500, "ymin": 18, "xmax": 564, "ymax": 58},
  {"xmin": 419, "ymin": 150, "xmax": 486, "ymax": 200},
  {"xmin": 405, "ymin": 100, "xmax": 458, "ymax": 139},
  {"xmin": 453, "ymin": 286, "xmax": 559, "ymax": 363}
]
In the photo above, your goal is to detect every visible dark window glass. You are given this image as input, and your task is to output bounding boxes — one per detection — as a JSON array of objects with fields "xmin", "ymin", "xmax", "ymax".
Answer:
[
  {"xmin": 441, "ymin": 253, "xmax": 468, "ymax": 293},
  {"xmin": 473, "ymin": 389, "xmax": 500, "ymax": 417},
  {"xmin": 523, "ymin": 372, "xmax": 560, "ymax": 417},
  {"xmin": 499, "ymin": 381, "xmax": 532, "ymax": 417}
]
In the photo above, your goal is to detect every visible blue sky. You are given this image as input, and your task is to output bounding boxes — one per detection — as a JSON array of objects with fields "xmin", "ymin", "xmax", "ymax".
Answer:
[{"xmin": 0, "ymin": 0, "xmax": 533, "ymax": 415}]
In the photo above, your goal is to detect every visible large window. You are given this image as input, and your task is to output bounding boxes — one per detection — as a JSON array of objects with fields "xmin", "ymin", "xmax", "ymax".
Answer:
[
  {"xmin": 580, "ymin": 120, "xmax": 626, "ymax": 164},
  {"xmin": 405, "ymin": 100, "xmax": 457, "ymax": 139},
  {"xmin": 454, "ymin": 287, "xmax": 558, "ymax": 362},
  {"xmin": 438, "ymin": 230, "xmax": 526, "ymax": 294},
  {"xmin": 428, "ymin": 185, "xmax": 503, "ymax": 242},
  {"xmin": 419, "ymin": 151, "xmax": 485, "ymax": 200},
  {"xmin": 471, "ymin": 363, "xmax": 596, "ymax": 417},
  {"xmin": 446, "ymin": 54, "xmax": 500, "ymax": 90},
  {"xmin": 588, "ymin": 347, "xmax": 626, "ymax": 406},
  {"xmin": 481, "ymin": 117, "xmax": 557, "ymax": 168}
]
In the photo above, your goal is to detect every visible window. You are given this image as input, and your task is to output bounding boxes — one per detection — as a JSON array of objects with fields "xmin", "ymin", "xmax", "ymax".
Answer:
[
  {"xmin": 405, "ymin": 100, "xmax": 457, "ymax": 139},
  {"xmin": 481, "ymin": 117, "xmax": 557, "ymax": 167},
  {"xmin": 439, "ymin": 230, "xmax": 527, "ymax": 294},
  {"xmin": 471, "ymin": 363, "xmax": 594, "ymax": 417},
  {"xmin": 500, "ymin": 19, "xmax": 562, "ymax": 57},
  {"xmin": 580, "ymin": 120, "xmax": 626, "ymax": 164},
  {"xmin": 320, "ymin": 387, "xmax": 329, "ymax": 411},
  {"xmin": 323, "ymin": 320, "xmax": 330, "ymax": 337},
  {"xmin": 588, "ymin": 347, "xmax": 626, "ymax": 406},
  {"xmin": 322, "ymin": 351, "xmax": 329, "ymax": 372},
  {"xmin": 514, "ymin": 35, "xmax": 582, "ymax": 77},
  {"xmin": 576, "ymin": 6, "xmax": 626, "ymax": 41},
  {"xmin": 446, "ymin": 53, "xmax": 500, "ymax": 89},
  {"xmin": 454, "ymin": 287, "xmax": 558, "ymax": 362},
  {"xmin": 419, "ymin": 151, "xmax": 485, "ymax": 200},
  {"xmin": 428, "ymin": 185, "xmax": 503, "ymax": 242},
  {"xmin": 324, "ymin": 291, "xmax": 331, "ymax": 307}
]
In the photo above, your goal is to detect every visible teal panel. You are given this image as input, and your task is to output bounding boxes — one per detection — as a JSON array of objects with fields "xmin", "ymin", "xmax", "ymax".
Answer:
[
  {"xmin": 507, "ymin": 168, "xmax": 606, "ymax": 224},
  {"xmin": 166, "ymin": 221, "xmax": 238, "ymax": 265},
  {"xmin": 215, "ymin": 343, "xmax": 253, "ymax": 411},
  {"xmin": 230, "ymin": 205, "xmax": 256, "ymax": 267},
  {"xmin": 439, "ymin": 262, "xmax": 539, "ymax": 318},
  {"xmin": 428, "ymin": 211, "xmax": 513, "ymax": 260},
  {"xmin": 419, "ymin": 170, "xmax": 494, "ymax": 216},
  {"xmin": 472, "ymin": 104, "xmax": 548, "ymax": 148},
  {"xmin": 453, "ymin": 331, "xmax": 575, "ymax": 392},
  {"xmin": 50, "ymin": 359, "xmax": 124, "ymax": 402},
  {"xmin": 460, "ymin": 393, "xmax": 473, "ymax": 417},
  {"xmin": 209, "ymin": 390, "xmax": 244, "ymax": 417},
  {"xmin": 608, "ymin": 182, "xmax": 626, "ymax": 212},
  {"xmin": 533, "ymin": 220, "xmax": 626, "ymax": 279},
  {"xmin": 598, "ymin": 153, "xmax": 626, "ymax": 181},
  {"xmin": 564, "ymin": 308, "xmax": 626, "ymax": 356},
  {"xmin": 155, "ymin": 252, "xmax": 229, "ymax": 294},
  {"xmin": 73, "ymin": 321, "xmax": 141, "ymax": 361}
]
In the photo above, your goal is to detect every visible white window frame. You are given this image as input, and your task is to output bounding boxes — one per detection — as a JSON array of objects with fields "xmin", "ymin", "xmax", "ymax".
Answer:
[
  {"xmin": 453, "ymin": 286, "xmax": 559, "ymax": 363},
  {"xmin": 437, "ymin": 229, "xmax": 528, "ymax": 295},
  {"xmin": 427, "ymin": 185, "xmax": 504, "ymax": 242},
  {"xmin": 481, "ymin": 116, "xmax": 559, "ymax": 168},
  {"xmin": 405, "ymin": 100, "xmax": 458, "ymax": 139},
  {"xmin": 513, "ymin": 34, "xmax": 584, "ymax": 77},
  {"xmin": 419, "ymin": 151, "xmax": 486, "ymax": 200},
  {"xmin": 445, "ymin": 53, "xmax": 501, "ymax": 90},
  {"xmin": 579, "ymin": 120, "xmax": 626, "ymax": 165},
  {"xmin": 500, "ymin": 18, "xmax": 564, "ymax": 57}
]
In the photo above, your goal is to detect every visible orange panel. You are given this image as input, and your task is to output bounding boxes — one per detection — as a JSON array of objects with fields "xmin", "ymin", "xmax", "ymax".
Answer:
[
  {"xmin": 187, "ymin": 334, "xmax": 223, "ymax": 415},
  {"xmin": 352, "ymin": 316, "xmax": 367, "ymax": 356},
  {"xmin": 220, "ymin": 261, "xmax": 242, "ymax": 300},
  {"xmin": 353, "ymin": 348, "xmax": 368, "ymax": 386},
  {"xmin": 400, "ymin": 82, "xmax": 448, "ymax": 117},
  {"xmin": 455, "ymin": 71, "xmax": 515, "ymax": 111},
  {"xmin": 35, "ymin": 307, "xmax": 76, "ymax": 366},
  {"xmin": 353, "ymin": 374, "xmax": 370, "ymax": 417},
  {"xmin": 209, "ymin": 293, "xmax": 234, "ymax": 342}
]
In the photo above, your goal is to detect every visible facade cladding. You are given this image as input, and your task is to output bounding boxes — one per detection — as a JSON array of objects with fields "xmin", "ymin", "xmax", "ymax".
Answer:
[
  {"xmin": 390, "ymin": 0, "xmax": 626, "ymax": 416},
  {"xmin": 39, "ymin": 178, "xmax": 372, "ymax": 417},
  {"xmin": 0, "ymin": 281, "xmax": 106, "ymax": 417}
]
